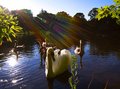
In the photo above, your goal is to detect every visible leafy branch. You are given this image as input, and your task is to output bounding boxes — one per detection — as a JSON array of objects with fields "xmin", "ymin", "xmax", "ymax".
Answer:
[
  {"xmin": 69, "ymin": 55, "xmax": 79, "ymax": 89},
  {"xmin": 0, "ymin": 6, "xmax": 22, "ymax": 45},
  {"xmin": 96, "ymin": 0, "xmax": 120, "ymax": 24}
]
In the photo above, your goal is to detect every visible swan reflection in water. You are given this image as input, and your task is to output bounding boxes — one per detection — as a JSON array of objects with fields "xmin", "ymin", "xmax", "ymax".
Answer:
[{"xmin": 47, "ymin": 70, "xmax": 71, "ymax": 89}]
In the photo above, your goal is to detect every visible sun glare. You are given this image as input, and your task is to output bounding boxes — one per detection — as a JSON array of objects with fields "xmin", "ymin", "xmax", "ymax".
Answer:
[
  {"xmin": 0, "ymin": 0, "xmax": 31, "ymax": 10},
  {"xmin": 7, "ymin": 55, "xmax": 18, "ymax": 67}
]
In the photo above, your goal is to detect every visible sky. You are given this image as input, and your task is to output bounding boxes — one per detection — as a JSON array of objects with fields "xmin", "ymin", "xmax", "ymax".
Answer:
[{"xmin": 0, "ymin": 0, "xmax": 114, "ymax": 19}]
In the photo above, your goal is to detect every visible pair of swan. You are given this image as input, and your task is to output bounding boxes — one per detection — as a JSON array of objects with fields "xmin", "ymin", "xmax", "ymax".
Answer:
[
  {"xmin": 45, "ymin": 47, "xmax": 71, "ymax": 78},
  {"xmin": 44, "ymin": 40, "xmax": 84, "ymax": 78}
]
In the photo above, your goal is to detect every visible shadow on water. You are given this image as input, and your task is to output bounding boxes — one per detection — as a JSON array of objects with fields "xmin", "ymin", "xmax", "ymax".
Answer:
[
  {"xmin": 89, "ymin": 38, "xmax": 120, "ymax": 57},
  {"xmin": 80, "ymin": 39, "xmax": 120, "ymax": 89},
  {"xmin": 47, "ymin": 70, "xmax": 71, "ymax": 89}
]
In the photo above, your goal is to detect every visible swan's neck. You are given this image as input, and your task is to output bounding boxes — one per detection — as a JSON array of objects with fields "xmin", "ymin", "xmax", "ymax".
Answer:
[
  {"xmin": 46, "ymin": 54, "xmax": 53, "ymax": 77},
  {"xmin": 80, "ymin": 40, "xmax": 82, "ymax": 48}
]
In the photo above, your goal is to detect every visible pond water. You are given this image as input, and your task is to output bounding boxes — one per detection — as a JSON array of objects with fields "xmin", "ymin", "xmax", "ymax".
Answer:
[{"xmin": 0, "ymin": 36, "xmax": 120, "ymax": 89}]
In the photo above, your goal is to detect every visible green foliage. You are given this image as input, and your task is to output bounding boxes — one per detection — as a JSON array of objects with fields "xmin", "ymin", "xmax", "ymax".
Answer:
[
  {"xmin": 96, "ymin": 6, "xmax": 110, "ymax": 20},
  {"xmin": 69, "ymin": 55, "xmax": 79, "ymax": 89},
  {"xmin": 96, "ymin": 0, "xmax": 120, "ymax": 24},
  {"xmin": 0, "ymin": 6, "xmax": 22, "ymax": 45},
  {"xmin": 114, "ymin": 0, "xmax": 120, "ymax": 5}
]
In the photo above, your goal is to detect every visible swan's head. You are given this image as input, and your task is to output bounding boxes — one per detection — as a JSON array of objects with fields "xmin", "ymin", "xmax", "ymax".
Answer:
[
  {"xmin": 47, "ymin": 47, "xmax": 54, "ymax": 54},
  {"xmin": 42, "ymin": 42, "xmax": 46, "ymax": 47},
  {"xmin": 46, "ymin": 47, "xmax": 55, "ymax": 61},
  {"xmin": 74, "ymin": 46, "xmax": 81, "ymax": 55}
]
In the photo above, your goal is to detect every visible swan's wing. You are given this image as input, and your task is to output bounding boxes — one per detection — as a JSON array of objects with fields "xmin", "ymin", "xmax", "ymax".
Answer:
[
  {"xmin": 54, "ymin": 49, "xmax": 60, "ymax": 57},
  {"xmin": 53, "ymin": 49, "xmax": 71, "ymax": 75}
]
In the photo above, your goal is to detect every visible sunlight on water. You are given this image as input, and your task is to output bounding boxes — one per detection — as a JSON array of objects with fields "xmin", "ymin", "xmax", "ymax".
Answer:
[
  {"xmin": 0, "ymin": 79, "xmax": 8, "ymax": 83},
  {"xmin": 0, "ymin": 35, "xmax": 120, "ymax": 89},
  {"xmin": 12, "ymin": 78, "xmax": 23, "ymax": 84},
  {"xmin": 12, "ymin": 79, "xmax": 17, "ymax": 83},
  {"xmin": 7, "ymin": 55, "xmax": 18, "ymax": 67}
]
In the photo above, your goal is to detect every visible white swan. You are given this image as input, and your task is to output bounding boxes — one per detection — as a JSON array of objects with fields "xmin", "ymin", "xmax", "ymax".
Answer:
[
  {"xmin": 42, "ymin": 42, "xmax": 47, "ymax": 47},
  {"xmin": 74, "ymin": 40, "xmax": 82, "ymax": 55},
  {"xmin": 74, "ymin": 40, "xmax": 84, "ymax": 69},
  {"xmin": 74, "ymin": 40, "xmax": 84, "ymax": 57},
  {"xmin": 45, "ymin": 47, "xmax": 71, "ymax": 78}
]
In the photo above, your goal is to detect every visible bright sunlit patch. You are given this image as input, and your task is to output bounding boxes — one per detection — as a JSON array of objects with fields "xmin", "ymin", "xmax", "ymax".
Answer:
[
  {"xmin": 12, "ymin": 79, "xmax": 17, "ymax": 83},
  {"xmin": 0, "ymin": 0, "xmax": 31, "ymax": 10},
  {"xmin": 0, "ymin": 79, "xmax": 8, "ymax": 82},
  {"xmin": 7, "ymin": 55, "xmax": 18, "ymax": 67},
  {"xmin": 12, "ymin": 78, "xmax": 23, "ymax": 84}
]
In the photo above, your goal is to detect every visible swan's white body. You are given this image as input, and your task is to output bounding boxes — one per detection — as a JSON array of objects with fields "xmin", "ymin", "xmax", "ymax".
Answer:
[{"xmin": 45, "ymin": 47, "xmax": 71, "ymax": 78}]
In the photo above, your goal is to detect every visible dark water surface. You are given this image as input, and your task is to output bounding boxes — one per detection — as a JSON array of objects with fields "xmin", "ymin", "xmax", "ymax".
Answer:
[{"xmin": 0, "ymin": 36, "xmax": 120, "ymax": 89}]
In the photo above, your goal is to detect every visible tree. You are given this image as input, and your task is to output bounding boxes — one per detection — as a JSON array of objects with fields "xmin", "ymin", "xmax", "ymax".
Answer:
[
  {"xmin": 96, "ymin": 0, "xmax": 120, "ymax": 24},
  {"xmin": 0, "ymin": 6, "xmax": 22, "ymax": 45},
  {"xmin": 74, "ymin": 13, "xmax": 85, "ymax": 19},
  {"xmin": 21, "ymin": 9, "xmax": 33, "ymax": 17},
  {"xmin": 88, "ymin": 8, "xmax": 98, "ymax": 20},
  {"xmin": 73, "ymin": 12, "xmax": 87, "ymax": 27},
  {"xmin": 56, "ymin": 11, "xmax": 72, "ymax": 19},
  {"xmin": 40, "ymin": 9, "xmax": 47, "ymax": 14},
  {"xmin": 12, "ymin": 9, "xmax": 33, "ymax": 17}
]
